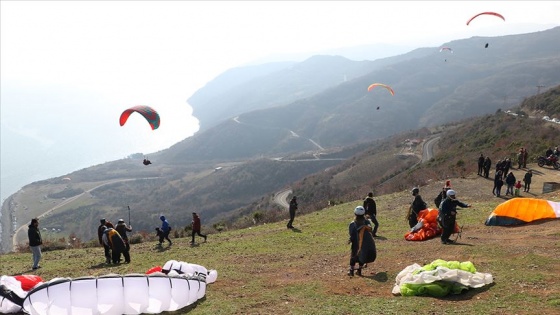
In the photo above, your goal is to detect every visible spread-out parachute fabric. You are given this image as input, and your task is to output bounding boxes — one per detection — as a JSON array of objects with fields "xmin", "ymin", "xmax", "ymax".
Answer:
[
  {"xmin": 392, "ymin": 259, "xmax": 494, "ymax": 297},
  {"xmin": 119, "ymin": 105, "xmax": 160, "ymax": 130},
  {"xmin": 367, "ymin": 83, "xmax": 395, "ymax": 96},
  {"xmin": 1, "ymin": 275, "xmax": 42, "ymax": 314},
  {"xmin": 1, "ymin": 260, "xmax": 217, "ymax": 315},
  {"xmin": 439, "ymin": 47, "xmax": 453, "ymax": 53},
  {"xmin": 466, "ymin": 12, "xmax": 505, "ymax": 25},
  {"xmin": 404, "ymin": 208, "xmax": 459, "ymax": 241},
  {"xmin": 485, "ymin": 198, "xmax": 560, "ymax": 226}
]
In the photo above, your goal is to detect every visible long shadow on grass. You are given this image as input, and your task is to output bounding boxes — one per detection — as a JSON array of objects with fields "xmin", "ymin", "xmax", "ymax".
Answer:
[
  {"xmin": 362, "ymin": 271, "xmax": 388, "ymax": 282},
  {"xmin": 155, "ymin": 245, "xmax": 172, "ymax": 252},
  {"xmin": 89, "ymin": 263, "xmax": 109, "ymax": 269}
]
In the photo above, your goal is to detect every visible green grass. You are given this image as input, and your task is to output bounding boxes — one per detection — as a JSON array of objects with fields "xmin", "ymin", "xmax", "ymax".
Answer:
[{"xmin": 1, "ymin": 188, "xmax": 559, "ymax": 315}]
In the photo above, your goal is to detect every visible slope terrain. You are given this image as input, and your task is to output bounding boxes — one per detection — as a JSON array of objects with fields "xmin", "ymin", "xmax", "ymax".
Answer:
[{"xmin": 1, "ymin": 165, "xmax": 559, "ymax": 314}]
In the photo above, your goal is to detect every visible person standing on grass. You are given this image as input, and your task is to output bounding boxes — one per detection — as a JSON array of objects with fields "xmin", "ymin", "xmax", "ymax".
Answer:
[
  {"xmin": 115, "ymin": 219, "xmax": 132, "ymax": 263},
  {"xmin": 515, "ymin": 180, "xmax": 522, "ymax": 197},
  {"xmin": 505, "ymin": 171, "xmax": 516, "ymax": 196},
  {"xmin": 348, "ymin": 206, "xmax": 376, "ymax": 277},
  {"xmin": 483, "ymin": 156, "xmax": 492, "ymax": 178},
  {"xmin": 438, "ymin": 190, "xmax": 471, "ymax": 245},
  {"xmin": 363, "ymin": 192, "xmax": 379, "ymax": 236},
  {"xmin": 523, "ymin": 170, "xmax": 533, "ymax": 192},
  {"xmin": 191, "ymin": 212, "xmax": 207, "ymax": 244},
  {"xmin": 102, "ymin": 226, "xmax": 126, "ymax": 264},
  {"xmin": 27, "ymin": 218, "xmax": 42, "ymax": 270},
  {"xmin": 98, "ymin": 218, "xmax": 112, "ymax": 264},
  {"xmin": 477, "ymin": 154, "xmax": 485, "ymax": 176},
  {"xmin": 287, "ymin": 196, "xmax": 298, "ymax": 229}
]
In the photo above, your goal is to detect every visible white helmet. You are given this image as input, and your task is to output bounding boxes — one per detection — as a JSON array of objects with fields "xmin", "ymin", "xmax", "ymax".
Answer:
[
  {"xmin": 354, "ymin": 206, "xmax": 365, "ymax": 215},
  {"xmin": 446, "ymin": 189, "xmax": 456, "ymax": 197}
]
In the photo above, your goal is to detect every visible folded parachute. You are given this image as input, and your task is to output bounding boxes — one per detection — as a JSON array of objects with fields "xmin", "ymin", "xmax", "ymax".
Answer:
[
  {"xmin": 485, "ymin": 198, "xmax": 560, "ymax": 226},
  {"xmin": 392, "ymin": 259, "xmax": 494, "ymax": 297},
  {"xmin": 404, "ymin": 208, "xmax": 459, "ymax": 241}
]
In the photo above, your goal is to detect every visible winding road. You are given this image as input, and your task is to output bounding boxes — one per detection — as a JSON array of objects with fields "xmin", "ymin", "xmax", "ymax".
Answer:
[{"xmin": 10, "ymin": 178, "xmax": 153, "ymax": 251}]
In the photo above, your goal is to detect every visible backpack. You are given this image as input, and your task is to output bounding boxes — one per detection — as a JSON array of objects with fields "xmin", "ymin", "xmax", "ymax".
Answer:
[{"xmin": 356, "ymin": 225, "xmax": 377, "ymax": 264}]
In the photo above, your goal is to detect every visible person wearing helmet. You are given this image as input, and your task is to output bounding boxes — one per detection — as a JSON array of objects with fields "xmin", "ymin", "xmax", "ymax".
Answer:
[
  {"xmin": 438, "ymin": 189, "xmax": 471, "ymax": 244},
  {"xmin": 347, "ymin": 206, "xmax": 377, "ymax": 276},
  {"xmin": 408, "ymin": 187, "xmax": 428, "ymax": 229}
]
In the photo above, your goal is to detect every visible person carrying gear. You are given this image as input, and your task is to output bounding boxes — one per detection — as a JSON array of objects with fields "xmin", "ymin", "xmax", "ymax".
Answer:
[
  {"xmin": 347, "ymin": 206, "xmax": 377, "ymax": 276},
  {"xmin": 437, "ymin": 190, "xmax": 471, "ymax": 245}
]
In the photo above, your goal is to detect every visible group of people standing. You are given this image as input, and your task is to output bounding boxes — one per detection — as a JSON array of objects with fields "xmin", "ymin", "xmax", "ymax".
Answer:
[
  {"xmin": 478, "ymin": 151, "xmax": 533, "ymax": 197},
  {"xmin": 97, "ymin": 218, "xmax": 132, "ymax": 264}
]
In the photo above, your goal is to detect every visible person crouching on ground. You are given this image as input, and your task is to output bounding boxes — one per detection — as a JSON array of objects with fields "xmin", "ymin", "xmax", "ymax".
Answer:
[{"xmin": 438, "ymin": 190, "xmax": 471, "ymax": 245}]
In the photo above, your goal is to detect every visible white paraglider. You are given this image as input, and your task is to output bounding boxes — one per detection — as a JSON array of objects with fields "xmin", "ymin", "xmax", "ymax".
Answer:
[{"xmin": 0, "ymin": 260, "xmax": 217, "ymax": 315}]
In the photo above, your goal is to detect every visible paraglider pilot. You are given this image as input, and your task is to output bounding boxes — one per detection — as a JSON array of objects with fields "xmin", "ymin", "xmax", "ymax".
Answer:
[
  {"xmin": 143, "ymin": 158, "xmax": 152, "ymax": 165},
  {"xmin": 438, "ymin": 190, "xmax": 471, "ymax": 244},
  {"xmin": 348, "ymin": 206, "xmax": 377, "ymax": 276}
]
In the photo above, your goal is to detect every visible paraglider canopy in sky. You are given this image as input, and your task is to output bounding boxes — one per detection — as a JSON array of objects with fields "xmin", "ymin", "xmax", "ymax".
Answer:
[
  {"xmin": 367, "ymin": 83, "xmax": 394, "ymax": 96},
  {"xmin": 119, "ymin": 105, "xmax": 161, "ymax": 130},
  {"xmin": 466, "ymin": 11, "xmax": 505, "ymax": 25}
]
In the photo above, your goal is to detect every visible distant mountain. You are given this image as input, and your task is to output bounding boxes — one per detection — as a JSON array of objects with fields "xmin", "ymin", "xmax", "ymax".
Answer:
[
  {"xmin": 189, "ymin": 49, "xmax": 435, "ymax": 130},
  {"xmin": 183, "ymin": 27, "xmax": 560, "ymax": 160},
  {"xmin": 3, "ymin": 28, "xmax": 560, "ymax": 252}
]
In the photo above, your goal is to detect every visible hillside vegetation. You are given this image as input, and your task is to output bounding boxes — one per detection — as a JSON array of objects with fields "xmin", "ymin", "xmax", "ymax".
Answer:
[
  {"xmin": 3, "ymin": 28, "xmax": 560, "ymax": 253},
  {"xmin": 2, "ymin": 170, "xmax": 559, "ymax": 314},
  {"xmin": 4, "ymin": 85, "xmax": 560, "ymax": 252}
]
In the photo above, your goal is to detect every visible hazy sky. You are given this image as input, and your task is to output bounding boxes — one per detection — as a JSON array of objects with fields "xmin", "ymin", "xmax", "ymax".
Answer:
[{"xmin": 1, "ymin": 1, "xmax": 559, "ymax": 201}]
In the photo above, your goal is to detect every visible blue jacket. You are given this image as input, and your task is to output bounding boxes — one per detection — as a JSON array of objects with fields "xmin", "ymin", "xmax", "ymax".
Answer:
[{"xmin": 160, "ymin": 216, "xmax": 170, "ymax": 233}]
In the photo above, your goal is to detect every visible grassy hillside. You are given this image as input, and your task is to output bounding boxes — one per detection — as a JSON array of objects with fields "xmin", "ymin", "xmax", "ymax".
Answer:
[{"xmin": 2, "ymin": 171, "xmax": 559, "ymax": 314}]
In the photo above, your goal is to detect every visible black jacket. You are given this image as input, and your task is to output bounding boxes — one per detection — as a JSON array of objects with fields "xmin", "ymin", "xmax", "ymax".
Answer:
[
  {"xmin": 28, "ymin": 225, "xmax": 42, "ymax": 247},
  {"xmin": 362, "ymin": 197, "xmax": 377, "ymax": 216},
  {"xmin": 411, "ymin": 195, "xmax": 427, "ymax": 215}
]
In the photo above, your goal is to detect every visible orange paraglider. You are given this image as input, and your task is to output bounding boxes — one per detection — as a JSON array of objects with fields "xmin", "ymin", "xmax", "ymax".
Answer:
[
  {"xmin": 367, "ymin": 83, "xmax": 395, "ymax": 95},
  {"xmin": 405, "ymin": 208, "xmax": 460, "ymax": 241},
  {"xmin": 485, "ymin": 198, "xmax": 560, "ymax": 226}
]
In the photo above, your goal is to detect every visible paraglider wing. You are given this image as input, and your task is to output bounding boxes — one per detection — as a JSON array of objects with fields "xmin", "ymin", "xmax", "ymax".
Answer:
[
  {"xmin": 439, "ymin": 47, "xmax": 453, "ymax": 53},
  {"xmin": 119, "ymin": 105, "xmax": 160, "ymax": 130},
  {"xmin": 466, "ymin": 12, "xmax": 505, "ymax": 25},
  {"xmin": 367, "ymin": 83, "xmax": 395, "ymax": 96},
  {"xmin": 485, "ymin": 198, "xmax": 560, "ymax": 226}
]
